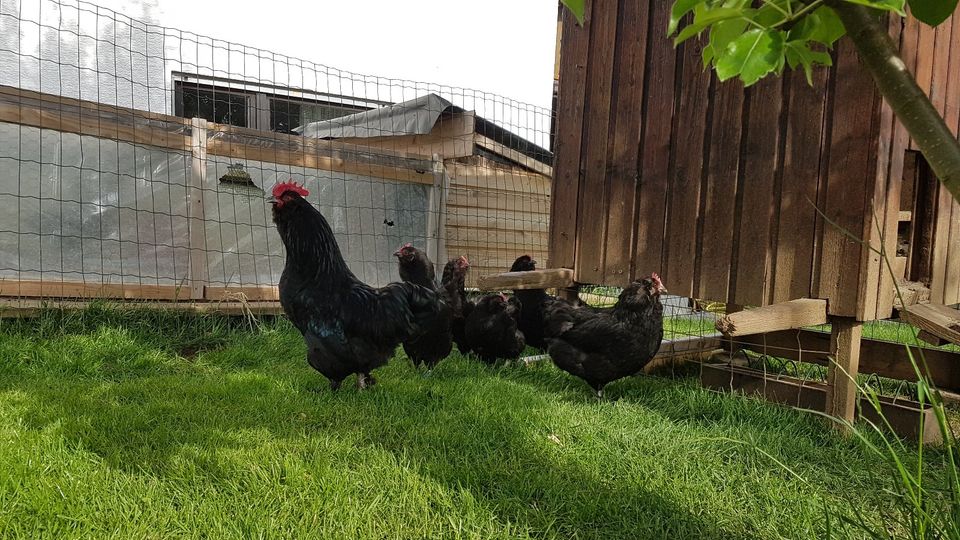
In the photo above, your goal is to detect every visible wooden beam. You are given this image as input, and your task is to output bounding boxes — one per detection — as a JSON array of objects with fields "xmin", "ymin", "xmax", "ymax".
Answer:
[
  {"xmin": 0, "ymin": 298, "xmax": 284, "ymax": 318},
  {"xmin": 0, "ymin": 280, "xmax": 186, "ymax": 301},
  {"xmin": 902, "ymin": 303, "xmax": 960, "ymax": 345},
  {"xmin": 477, "ymin": 268, "xmax": 575, "ymax": 291},
  {"xmin": 204, "ymin": 286, "xmax": 279, "ymax": 302},
  {"xmin": 727, "ymin": 328, "xmax": 960, "ymax": 392},
  {"xmin": 826, "ymin": 317, "xmax": 863, "ymax": 431},
  {"xmin": 714, "ymin": 298, "xmax": 828, "ymax": 337},
  {"xmin": 474, "ymin": 135, "xmax": 553, "ymax": 176},
  {"xmin": 917, "ymin": 329, "xmax": 948, "ymax": 346}
]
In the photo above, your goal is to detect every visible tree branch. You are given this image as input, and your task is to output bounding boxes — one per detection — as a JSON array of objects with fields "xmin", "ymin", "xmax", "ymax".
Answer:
[{"xmin": 829, "ymin": 1, "xmax": 960, "ymax": 203}]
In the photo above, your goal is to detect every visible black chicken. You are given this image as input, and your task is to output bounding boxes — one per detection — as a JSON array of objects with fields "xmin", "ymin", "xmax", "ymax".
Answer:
[
  {"xmin": 543, "ymin": 274, "xmax": 666, "ymax": 399},
  {"xmin": 442, "ymin": 256, "xmax": 474, "ymax": 354},
  {"xmin": 270, "ymin": 181, "xmax": 443, "ymax": 391},
  {"xmin": 464, "ymin": 293, "xmax": 526, "ymax": 363},
  {"xmin": 394, "ymin": 244, "xmax": 453, "ymax": 370},
  {"xmin": 508, "ymin": 255, "xmax": 552, "ymax": 349}
]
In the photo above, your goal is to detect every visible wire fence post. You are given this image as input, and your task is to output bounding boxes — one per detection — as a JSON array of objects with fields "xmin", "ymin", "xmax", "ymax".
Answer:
[{"xmin": 188, "ymin": 116, "xmax": 209, "ymax": 300}]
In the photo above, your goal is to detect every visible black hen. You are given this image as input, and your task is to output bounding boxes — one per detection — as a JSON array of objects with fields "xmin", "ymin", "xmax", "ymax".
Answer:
[
  {"xmin": 464, "ymin": 293, "xmax": 526, "ymax": 363},
  {"xmin": 270, "ymin": 181, "xmax": 442, "ymax": 391},
  {"xmin": 508, "ymin": 255, "xmax": 552, "ymax": 349},
  {"xmin": 442, "ymin": 256, "xmax": 474, "ymax": 354},
  {"xmin": 543, "ymin": 274, "xmax": 666, "ymax": 398},
  {"xmin": 394, "ymin": 244, "xmax": 453, "ymax": 369}
]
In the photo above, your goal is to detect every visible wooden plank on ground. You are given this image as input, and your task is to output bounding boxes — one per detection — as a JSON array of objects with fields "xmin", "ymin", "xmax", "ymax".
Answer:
[
  {"xmin": 0, "ymin": 280, "xmax": 185, "ymax": 300},
  {"xmin": 477, "ymin": 268, "xmax": 575, "ymax": 291},
  {"xmin": 633, "ymin": 0, "xmax": 678, "ymax": 282},
  {"xmin": 715, "ymin": 298, "xmax": 828, "ymax": 337},
  {"xmin": 548, "ymin": 0, "xmax": 592, "ymax": 269},
  {"xmin": 574, "ymin": 0, "xmax": 620, "ymax": 285},
  {"xmin": 601, "ymin": 0, "xmax": 649, "ymax": 287},
  {"xmin": 732, "ymin": 77, "xmax": 784, "ymax": 306},
  {"xmin": 697, "ymin": 78, "xmax": 744, "ymax": 303},
  {"xmin": 0, "ymin": 298, "xmax": 284, "ymax": 318},
  {"xmin": 772, "ymin": 69, "xmax": 828, "ymax": 304},
  {"xmin": 664, "ymin": 36, "xmax": 712, "ymax": 298},
  {"xmin": 205, "ymin": 286, "xmax": 280, "ymax": 302},
  {"xmin": 902, "ymin": 303, "xmax": 960, "ymax": 345},
  {"xmin": 729, "ymin": 328, "xmax": 960, "ymax": 392}
]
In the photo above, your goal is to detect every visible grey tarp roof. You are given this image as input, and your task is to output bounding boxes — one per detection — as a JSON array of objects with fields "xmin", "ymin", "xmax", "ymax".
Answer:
[{"xmin": 293, "ymin": 93, "xmax": 456, "ymax": 139}]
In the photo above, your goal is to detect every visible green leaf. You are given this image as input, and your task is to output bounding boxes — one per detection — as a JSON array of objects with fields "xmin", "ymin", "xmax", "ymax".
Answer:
[
  {"xmin": 716, "ymin": 28, "xmax": 785, "ymax": 86},
  {"xmin": 560, "ymin": 0, "xmax": 586, "ymax": 26},
  {"xmin": 785, "ymin": 41, "xmax": 833, "ymax": 85},
  {"xmin": 789, "ymin": 6, "xmax": 846, "ymax": 48},
  {"xmin": 703, "ymin": 18, "xmax": 749, "ymax": 69},
  {"xmin": 669, "ymin": 0, "xmax": 702, "ymax": 36},
  {"xmin": 674, "ymin": 7, "xmax": 745, "ymax": 45},
  {"xmin": 907, "ymin": 0, "xmax": 959, "ymax": 26}
]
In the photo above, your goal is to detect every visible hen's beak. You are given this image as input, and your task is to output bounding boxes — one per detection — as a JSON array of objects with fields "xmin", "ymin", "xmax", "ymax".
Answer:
[{"xmin": 266, "ymin": 195, "xmax": 277, "ymax": 204}]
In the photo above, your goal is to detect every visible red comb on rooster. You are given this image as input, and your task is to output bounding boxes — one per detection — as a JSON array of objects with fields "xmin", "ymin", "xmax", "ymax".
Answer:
[{"xmin": 271, "ymin": 181, "xmax": 309, "ymax": 199}]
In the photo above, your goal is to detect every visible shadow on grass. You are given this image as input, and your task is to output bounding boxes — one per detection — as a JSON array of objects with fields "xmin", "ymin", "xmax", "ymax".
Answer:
[{"xmin": 0, "ymin": 320, "xmax": 754, "ymax": 539}]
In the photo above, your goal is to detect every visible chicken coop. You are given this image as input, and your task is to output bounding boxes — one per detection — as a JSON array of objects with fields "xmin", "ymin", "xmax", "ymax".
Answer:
[
  {"xmin": 0, "ymin": 0, "xmax": 552, "ymax": 312},
  {"xmin": 542, "ymin": 0, "xmax": 960, "ymax": 431}
]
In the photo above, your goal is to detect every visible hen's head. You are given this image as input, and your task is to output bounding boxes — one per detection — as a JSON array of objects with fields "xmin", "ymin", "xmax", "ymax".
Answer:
[
  {"xmin": 393, "ymin": 243, "xmax": 418, "ymax": 264},
  {"xmin": 618, "ymin": 274, "xmax": 667, "ymax": 308},
  {"xmin": 455, "ymin": 255, "xmax": 470, "ymax": 273},
  {"xmin": 510, "ymin": 255, "xmax": 536, "ymax": 272},
  {"xmin": 268, "ymin": 181, "xmax": 310, "ymax": 212},
  {"xmin": 478, "ymin": 292, "xmax": 509, "ymax": 312}
]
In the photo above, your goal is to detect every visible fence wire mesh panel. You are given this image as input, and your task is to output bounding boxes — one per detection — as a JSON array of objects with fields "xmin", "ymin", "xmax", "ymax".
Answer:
[{"xmin": 0, "ymin": 0, "xmax": 553, "ymax": 306}]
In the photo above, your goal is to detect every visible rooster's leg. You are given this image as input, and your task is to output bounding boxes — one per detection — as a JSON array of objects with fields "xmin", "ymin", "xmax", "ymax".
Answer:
[{"xmin": 595, "ymin": 388, "xmax": 604, "ymax": 401}]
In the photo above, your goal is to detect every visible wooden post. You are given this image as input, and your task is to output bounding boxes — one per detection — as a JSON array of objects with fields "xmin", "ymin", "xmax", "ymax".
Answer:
[
  {"xmin": 558, "ymin": 284, "xmax": 580, "ymax": 303},
  {"xmin": 826, "ymin": 316, "xmax": 863, "ymax": 432},
  {"xmin": 188, "ymin": 117, "xmax": 209, "ymax": 300},
  {"xmin": 425, "ymin": 154, "xmax": 444, "ymax": 272}
]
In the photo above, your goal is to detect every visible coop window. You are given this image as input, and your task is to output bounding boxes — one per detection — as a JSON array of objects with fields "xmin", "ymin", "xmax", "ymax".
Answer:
[
  {"xmin": 175, "ymin": 83, "xmax": 252, "ymax": 128},
  {"xmin": 269, "ymin": 98, "xmax": 366, "ymax": 133}
]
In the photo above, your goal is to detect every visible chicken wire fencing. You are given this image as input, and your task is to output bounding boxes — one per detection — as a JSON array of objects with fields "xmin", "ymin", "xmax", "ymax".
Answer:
[{"xmin": 0, "ymin": 0, "xmax": 553, "ymax": 306}]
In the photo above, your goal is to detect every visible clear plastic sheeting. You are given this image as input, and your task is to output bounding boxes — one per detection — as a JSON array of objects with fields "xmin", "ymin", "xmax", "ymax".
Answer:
[
  {"xmin": 0, "ymin": 121, "xmax": 192, "ymax": 285},
  {"xmin": 205, "ymin": 155, "xmax": 431, "ymax": 288}
]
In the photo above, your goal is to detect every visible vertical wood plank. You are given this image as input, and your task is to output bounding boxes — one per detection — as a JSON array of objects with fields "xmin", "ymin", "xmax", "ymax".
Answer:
[
  {"xmin": 189, "ymin": 117, "xmax": 209, "ymax": 300},
  {"xmin": 772, "ymin": 69, "xmax": 829, "ymax": 304},
  {"xmin": 633, "ymin": 1, "xmax": 677, "ymax": 283},
  {"xmin": 818, "ymin": 39, "xmax": 881, "ymax": 317},
  {"xmin": 909, "ymin": 17, "xmax": 936, "ymax": 150},
  {"xmin": 601, "ymin": 0, "xmax": 650, "ymax": 287},
  {"xmin": 872, "ymin": 14, "xmax": 908, "ymax": 320},
  {"xmin": 731, "ymin": 77, "xmax": 784, "ymax": 306},
  {"xmin": 697, "ymin": 80, "xmax": 744, "ymax": 303},
  {"xmin": 941, "ymin": 14, "xmax": 960, "ymax": 305},
  {"xmin": 931, "ymin": 183, "xmax": 955, "ymax": 302},
  {"xmin": 548, "ymin": 1, "xmax": 592, "ymax": 270},
  {"xmin": 943, "ymin": 200, "xmax": 960, "ymax": 304},
  {"xmin": 826, "ymin": 317, "xmax": 863, "ymax": 432},
  {"xmin": 930, "ymin": 16, "xmax": 953, "ymax": 119},
  {"xmin": 573, "ymin": 0, "xmax": 620, "ymax": 284},
  {"xmin": 664, "ymin": 37, "xmax": 712, "ymax": 299}
]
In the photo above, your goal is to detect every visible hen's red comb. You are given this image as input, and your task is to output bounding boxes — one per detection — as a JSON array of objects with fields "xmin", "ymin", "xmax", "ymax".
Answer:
[
  {"xmin": 272, "ymin": 180, "xmax": 309, "ymax": 199},
  {"xmin": 458, "ymin": 255, "xmax": 470, "ymax": 265}
]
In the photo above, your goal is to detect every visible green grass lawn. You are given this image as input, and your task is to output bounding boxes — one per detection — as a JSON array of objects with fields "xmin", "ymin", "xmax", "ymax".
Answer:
[{"xmin": 0, "ymin": 307, "xmax": 951, "ymax": 538}]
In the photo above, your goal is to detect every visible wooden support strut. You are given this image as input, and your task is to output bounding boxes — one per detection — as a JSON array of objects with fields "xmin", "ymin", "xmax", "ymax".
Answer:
[
  {"xmin": 902, "ymin": 302, "xmax": 960, "ymax": 346},
  {"xmin": 477, "ymin": 268, "xmax": 575, "ymax": 291},
  {"xmin": 715, "ymin": 298, "xmax": 828, "ymax": 337},
  {"xmin": 826, "ymin": 316, "xmax": 863, "ymax": 432}
]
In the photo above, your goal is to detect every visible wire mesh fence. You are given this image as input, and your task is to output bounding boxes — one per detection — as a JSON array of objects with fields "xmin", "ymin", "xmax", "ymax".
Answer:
[{"xmin": 0, "ymin": 0, "xmax": 553, "ymax": 305}]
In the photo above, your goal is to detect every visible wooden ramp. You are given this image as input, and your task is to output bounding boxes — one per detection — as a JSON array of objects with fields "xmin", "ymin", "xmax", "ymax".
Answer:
[{"xmin": 902, "ymin": 303, "xmax": 960, "ymax": 346}]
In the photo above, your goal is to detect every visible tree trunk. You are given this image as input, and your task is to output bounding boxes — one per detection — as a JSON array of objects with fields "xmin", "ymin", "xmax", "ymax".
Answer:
[{"xmin": 829, "ymin": 1, "xmax": 960, "ymax": 204}]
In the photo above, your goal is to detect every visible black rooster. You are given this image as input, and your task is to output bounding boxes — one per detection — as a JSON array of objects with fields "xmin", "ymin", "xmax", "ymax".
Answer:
[
  {"xmin": 543, "ymin": 275, "xmax": 666, "ymax": 399},
  {"xmin": 508, "ymin": 255, "xmax": 552, "ymax": 349},
  {"xmin": 464, "ymin": 293, "xmax": 526, "ymax": 363},
  {"xmin": 442, "ymin": 256, "xmax": 474, "ymax": 354},
  {"xmin": 270, "ymin": 181, "xmax": 442, "ymax": 391},
  {"xmin": 394, "ymin": 244, "xmax": 453, "ymax": 370}
]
